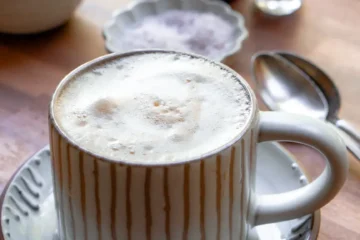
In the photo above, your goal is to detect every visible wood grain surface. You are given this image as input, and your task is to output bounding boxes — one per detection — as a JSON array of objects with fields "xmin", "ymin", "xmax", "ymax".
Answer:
[{"xmin": 0, "ymin": 0, "xmax": 359, "ymax": 239}]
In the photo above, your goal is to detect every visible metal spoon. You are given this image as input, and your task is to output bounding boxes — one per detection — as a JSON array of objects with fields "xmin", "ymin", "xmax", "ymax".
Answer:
[
  {"xmin": 251, "ymin": 51, "xmax": 360, "ymax": 160},
  {"xmin": 276, "ymin": 51, "xmax": 360, "ymax": 143}
]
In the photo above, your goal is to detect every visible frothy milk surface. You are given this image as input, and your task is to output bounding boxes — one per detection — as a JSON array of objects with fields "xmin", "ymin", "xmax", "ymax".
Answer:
[{"xmin": 54, "ymin": 52, "xmax": 252, "ymax": 163}]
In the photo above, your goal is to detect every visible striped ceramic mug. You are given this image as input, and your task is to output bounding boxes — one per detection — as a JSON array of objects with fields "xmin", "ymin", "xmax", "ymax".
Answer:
[{"xmin": 48, "ymin": 51, "xmax": 348, "ymax": 240}]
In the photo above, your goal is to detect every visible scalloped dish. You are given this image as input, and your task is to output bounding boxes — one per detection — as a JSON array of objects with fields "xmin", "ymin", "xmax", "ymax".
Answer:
[{"xmin": 103, "ymin": 0, "xmax": 248, "ymax": 61}]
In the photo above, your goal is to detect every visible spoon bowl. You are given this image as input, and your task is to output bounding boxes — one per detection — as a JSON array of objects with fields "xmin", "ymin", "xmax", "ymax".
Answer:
[
  {"xmin": 276, "ymin": 52, "xmax": 341, "ymax": 123},
  {"xmin": 252, "ymin": 53, "xmax": 329, "ymax": 119},
  {"xmin": 251, "ymin": 51, "xmax": 360, "ymax": 160}
]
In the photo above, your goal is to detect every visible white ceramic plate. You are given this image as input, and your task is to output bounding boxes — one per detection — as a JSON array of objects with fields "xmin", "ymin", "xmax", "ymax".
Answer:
[
  {"xmin": 0, "ymin": 142, "xmax": 319, "ymax": 240},
  {"xmin": 103, "ymin": 0, "xmax": 248, "ymax": 62}
]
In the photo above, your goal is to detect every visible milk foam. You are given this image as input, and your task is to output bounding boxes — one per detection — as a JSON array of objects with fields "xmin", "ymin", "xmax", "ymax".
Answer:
[{"xmin": 54, "ymin": 52, "xmax": 252, "ymax": 163}]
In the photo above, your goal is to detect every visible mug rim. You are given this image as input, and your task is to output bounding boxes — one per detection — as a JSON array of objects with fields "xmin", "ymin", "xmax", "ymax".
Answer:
[{"xmin": 49, "ymin": 50, "xmax": 258, "ymax": 167}]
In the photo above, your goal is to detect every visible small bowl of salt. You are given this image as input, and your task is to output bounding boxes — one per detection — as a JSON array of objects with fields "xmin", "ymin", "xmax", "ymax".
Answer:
[{"xmin": 103, "ymin": 0, "xmax": 248, "ymax": 62}]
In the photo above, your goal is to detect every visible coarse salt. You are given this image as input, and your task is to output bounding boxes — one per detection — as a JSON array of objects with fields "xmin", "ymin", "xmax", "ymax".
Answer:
[{"xmin": 117, "ymin": 10, "xmax": 235, "ymax": 59}]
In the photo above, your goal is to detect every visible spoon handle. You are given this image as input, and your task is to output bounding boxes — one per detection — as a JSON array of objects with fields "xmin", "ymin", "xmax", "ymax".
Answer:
[
  {"xmin": 336, "ymin": 119, "xmax": 360, "ymax": 143},
  {"xmin": 332, "ymin": 123, "xmax": 360, "ymax": 160}
]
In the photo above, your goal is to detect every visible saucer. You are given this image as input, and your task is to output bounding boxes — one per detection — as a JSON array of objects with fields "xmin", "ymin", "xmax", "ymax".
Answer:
[{"xmin": 0, "ymin": 142, "xmax": 320, "ymax": 240}]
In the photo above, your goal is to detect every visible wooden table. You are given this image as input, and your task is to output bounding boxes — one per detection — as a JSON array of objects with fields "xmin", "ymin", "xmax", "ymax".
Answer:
[{"xmin": 0, "ymin": 0, "xmax": 359, "ymax": 239}]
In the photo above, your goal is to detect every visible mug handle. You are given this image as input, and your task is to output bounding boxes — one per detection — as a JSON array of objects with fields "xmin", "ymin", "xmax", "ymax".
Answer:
[{"xmin": 253, "ymin": 111, "xmax": 348, "ymax": 226}]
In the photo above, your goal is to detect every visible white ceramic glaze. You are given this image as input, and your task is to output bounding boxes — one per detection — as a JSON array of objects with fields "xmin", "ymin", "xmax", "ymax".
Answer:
[
  {"xmin": 103, "ymin": 0, "xmax": 248, "ymax": 62},
  {"xmin": 0, "ymin": 143, "xmax": 319, "ymax": 240},
  {"xmin": 0, "ymin": 0, "xmax": 82, "ymax": 34},
  {"xmin": 256, "ymin": 112, "xmax": 348, "ymax": 225},
  {"xmin": 47, "ymin": 51, "xmax": 347, "ymax": 240}
]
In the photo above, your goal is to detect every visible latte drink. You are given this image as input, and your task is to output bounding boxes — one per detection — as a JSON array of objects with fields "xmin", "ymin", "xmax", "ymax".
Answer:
[
  {"xmin": 54, "ymin": 52, "xmax": 251, "ymax": 163},
  {"xmin": 49, "ymin": 51, "xmax": 347, "ymax": 240}
]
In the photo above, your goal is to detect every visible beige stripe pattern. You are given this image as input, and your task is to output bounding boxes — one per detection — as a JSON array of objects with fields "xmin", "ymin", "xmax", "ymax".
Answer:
[
  {"xmin": 183, "ymin": 164, "xmax": 190, "ymax": 240},
  {"xmin": 49, "ymin": 121, "xmax": 257, "ymax": 240},
  {"xmin": 163, "ymin": 167, "xmax": 171, "ymax": 240},
  {"xmin": 145, "ymin": 168, "xmax": 152, "ymax": 240},
  {"xmin": 94, "ymin": 159, "xmax": 102, "ymax": 240},
  {"xmin": 66, "ymin": 144, "xmax": 76, "ymax": 239},
  {"xmin": 110, "ymin": 164, "xmax": 117, "ymax": 240}
]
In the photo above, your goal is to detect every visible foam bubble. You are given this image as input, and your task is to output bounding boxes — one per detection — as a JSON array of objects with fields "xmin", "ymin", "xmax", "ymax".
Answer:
[
  {"xmin": 91, "ymin": 98, "xmax": 118, "ymax": 117},
  {"xmin": 54, "ymin": 52, "xmax": 252, "ymax": 163}
]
